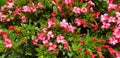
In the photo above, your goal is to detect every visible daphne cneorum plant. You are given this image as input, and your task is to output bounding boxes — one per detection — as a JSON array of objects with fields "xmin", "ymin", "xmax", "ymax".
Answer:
[{"xmin": 0, "ymin": 0, "xmax": 120, "ymax": 58}]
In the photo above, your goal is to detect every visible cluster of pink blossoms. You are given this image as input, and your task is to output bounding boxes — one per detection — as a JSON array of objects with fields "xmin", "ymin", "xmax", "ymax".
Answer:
[
  {"xmin": 34, "ymin": 30, "xmax": 69, "ymax": 51},
  {"xmin": 100, "ymin": 0, "xmax": 120, "ymax": 47},
  {"xmin": 60, "ymin": 19, "xmax": 76, "ymax": 33},
  {"xmin": 32, "ymin": 18, "xmax": 77, "ymax": 51},
  {"xmin": 0, "ymin": 0, "xmax": 43, "ymax": 23},
  {"xmin": 0, "ymin": 30, "xmax": 12, "ymax": 48},
  {"xmin": 73, "ymin": 7, "xmax": 87, "ymax": 14}
]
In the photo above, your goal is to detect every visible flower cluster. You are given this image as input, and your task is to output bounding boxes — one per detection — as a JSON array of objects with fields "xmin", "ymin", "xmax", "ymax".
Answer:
[{"xmin": 0, "ymin": 0, "xmax": 120, "ymax": 58}]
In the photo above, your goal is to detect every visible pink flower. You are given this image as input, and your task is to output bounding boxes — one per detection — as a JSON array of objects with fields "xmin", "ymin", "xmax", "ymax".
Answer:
[
  {"xmin": 64, "ymin": 0, "xmax": 72, "ymax": 5},
  {"xmin": 3, "ymin": 34, "xmax": 12, "ymax": 48},
  {"xmin": 115, "ymin": 53, "xmax": 120, "ymax": 58},
  {"xmin": 38, "ymin": 2, "xmax": 43, "ymax": 8},
  {"xmin": 89, "ymin": 7, "xmax": 94, "ymax": 12},
  {"xmin": 40, "ymin": 28, "xmax": 48, "ymax": 33},
  {"xmin": 48, "ymin": 42, "xmax": 57, "ymax": 51},
  {"xmin": 20, "ymin": 16, "xmax": 26, "ymax": 23},
  {"xmin": 80, "ymin": 7, "xmax": 87, "ymax": 13},
  {"xmin": 73, "ymin": 7, "xmax": 81, "ymax": 14},
  {"xmin": 116, "ymin": 20, "xmax": 120, "ymax": 26},
  {"xmin": 56, "ymin": 35, "xmax": 67, "ymax": 44},
  {"xmin": 14, "ymin": 8, "xmax": 22, "ymax": 15},
  {"xmin": 7, "ymin": 2, "xmax": 14, "ymax": 9},
  {"xmin": 47, "ymin": 31, "xmax": 54, "ymax": 40},
  {"xmin": 1, "ymin": 5, "xmax": 7, "ymax": 11},
  {"xmin": 108, "ymin": 16, "xmax": 116, "ymax": 23},
  {"xmin": 109, "ymin": 36, "xmax": 118, "ymax": 45},
  {"xmin": 42, "ymin": 39, "xmax": 49, "ymax": 44},
  {"xmin": 100, "ymin": 14, "xmax": 109, "ymax": 22},
  {"xmin": 67, "ymin": 25, "xmax": 76, "ymax": 33},
  {"xmin": 113, "ymin": 27, "xmax": 120, "ymax": 38},
  {"xmin": 51, "ymin": 11, "xmax": 57, "ymax": 17},
  {"xmin": 23, "ymin": 6, "xmax": 31, "ymax": 12},
  {"xmin": 108, "ymin": 4, "xmax": 117, "ymax": 11},
  {"xmin": 107, "ymin": 0, "xmax": 114, "ymax": 4},
  {"xmin": 60, "ymin": 19, "xmax": 69, "ymax": 28},
  {"xmin": 37, "ymin": 33, "xmax": 46, "ymax": 41},
  {"xmin": 3, "ymin": 34, "xmax": 9, "ymax": 39},
  {"xmin": 88, "ymin": 1, "xmax": 95, "ymax": 7},
  {"xmin": 74, "ymin": 18, "xmax": 82, "ymax": 26},
  {"xmin": 115, "ymin": 12, "xmax": 120, "ymax": 20},
  {"xmin": 47, "ymin": 18, "xmax": 55, "ymax": 28},
  {"xmin": 101, "ymin": 22, "xmax": 110, "ymax": 29},
  {"xmin": 4, "ymin": 39, "xmax": 12, "ymax": 48},
  {"xmin": 74, "ymin": 18, "xmax": 87, "ymax": 28},
  {"xmin": 31, "ymin": 6, "xmax": 37, "ymax": 12}
]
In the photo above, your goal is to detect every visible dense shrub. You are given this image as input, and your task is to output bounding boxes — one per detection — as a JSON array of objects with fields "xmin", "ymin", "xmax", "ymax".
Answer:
[{"xmin": 0, "ymin": 0, "xmax": 120, "ymax": 58}]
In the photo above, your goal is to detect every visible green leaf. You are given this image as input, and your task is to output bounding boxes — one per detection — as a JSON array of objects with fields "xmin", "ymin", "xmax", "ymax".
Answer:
[
  {"xmin": 0, "ymin": 0, "xmax": 6, "ymax": 6},
  {"xmin": 82, "ymin": 3, "xmax": 87, "ymax": 7}
]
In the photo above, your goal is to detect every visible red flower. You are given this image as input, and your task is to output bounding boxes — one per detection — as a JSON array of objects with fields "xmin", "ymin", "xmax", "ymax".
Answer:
[
  {"xmin": 92, "ymin": 38, "xmax": 97, "ymax": 41},
  {"xmin": 32, "ymin": 39, "xmax": 39, "ymax": 46},
  {"xmin": 53, "ymin": 51, "xmax": 59, "ymax": 55},
  {"xmin": 57, "ymin": 4, "xmax": 62, "ymax": 12},
  {"xmin": 16, "ymin": 29, "xmax": 22, "ymax": 33},
  {"xmin": 84, "ymin": 50, "xmax": 89, "ymax": 55},
  {"xmin": 51, "ymin": 11, "xmax": 57, "ymax": 17},
  {"xmin": 64, "ymin": 43, "xmax": 69, "ymax": 50},
  {"xmin": 8, "ymin": 25, "xmax": 15, "ymax": 30},
  {"xmin": 102, "ymin": 45, "xmax": 109, "ymax": 48},
  {"xmin": 92, "ymin": 12, "xmax": 100, "ymax": 18},
  {"xmin": 91, "ymin": 24, "xmax": 98, "ymax": 31},
  {"xmin": 89, "ymin": 53, "xmax": 97, "ymax": 58},
  {"xmin": 94, "ymin": 46, "xmax": 102, "ymax": 52},
  {"xmin": 6, "ymin": 0, "xmax": 13, "ymax": 3},
  {"xmin": 100, "ymin": 39, "xmax": 106, "ymax": 43},
  {"xmin": 0, "ymin": 30, "xmax": 3, "ymax": 35},
  {"xmin": 79, "ymin": 39, "xmax": 84, "ymax": 45},
  {"xmin": 108, "ymin": 48, "xmax": 116, "ymax": 55}
]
